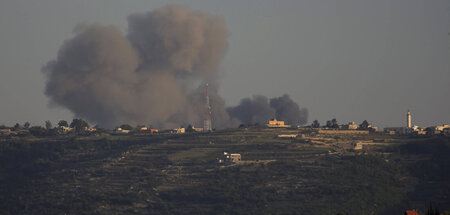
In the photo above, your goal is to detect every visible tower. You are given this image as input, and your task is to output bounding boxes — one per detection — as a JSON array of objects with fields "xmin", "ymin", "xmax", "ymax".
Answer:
[
  {"xmin": 406, "ymin": 110, "xmax": 411, "ymax": 128},
  {"xmin": 203, "ymin": 83, "xmax": 212, "ymax": 132}
]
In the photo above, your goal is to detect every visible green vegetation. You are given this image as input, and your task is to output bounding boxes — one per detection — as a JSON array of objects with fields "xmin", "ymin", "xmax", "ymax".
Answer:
[{"xmin": 0, "ymin": 130, "xmax": 449, "ymax": 214}]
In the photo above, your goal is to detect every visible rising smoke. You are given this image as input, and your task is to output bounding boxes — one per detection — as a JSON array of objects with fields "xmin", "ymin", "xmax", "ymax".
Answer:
[
  {"xmin": 227, "ymin": 94, "xmax": 308, "ymax": 126},
  {"xmin": 43, "ymin": 4, "xmax": 307, "ymax": 129}
]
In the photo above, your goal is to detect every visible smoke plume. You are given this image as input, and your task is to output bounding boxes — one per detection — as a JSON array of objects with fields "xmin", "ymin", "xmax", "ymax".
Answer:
[
  {"xmin": 270, "ymin": 94, "xmax": 308, "ymax": 125},
  {"xmin": 227, "ymin": 94, "xmax": 308, "ymax": 126},
  {"xmin": 44, "ymin": 5, "xmax": 229, "ymax": 128},
  {"xmin": 43, "ymin": 4, "xmax": 307, "ymax": 129}
]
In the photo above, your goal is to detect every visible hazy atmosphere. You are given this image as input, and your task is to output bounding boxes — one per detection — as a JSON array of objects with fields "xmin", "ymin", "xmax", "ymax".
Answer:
[{"xmin": 1, "ymin": 0, "xmax": 449, "ymax": 128}]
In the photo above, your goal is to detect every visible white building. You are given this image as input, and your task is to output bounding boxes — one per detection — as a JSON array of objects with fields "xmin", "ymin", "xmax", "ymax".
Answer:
[{"xmin": 407, "ymin": 110, "xmax": 412, "ymax": 128}]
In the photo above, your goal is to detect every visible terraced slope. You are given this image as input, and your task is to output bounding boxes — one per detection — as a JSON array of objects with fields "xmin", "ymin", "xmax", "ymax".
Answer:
[{"xmin": 0, "ymin": 130, "xmax": 449, "ymax": 214}]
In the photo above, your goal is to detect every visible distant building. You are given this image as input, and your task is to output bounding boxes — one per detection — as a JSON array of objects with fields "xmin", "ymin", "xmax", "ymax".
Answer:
[
  {"xmin": 0, "ymin": 128, "xmax": 11, "ymax": 136},
  {"xmin": 352, "ymin": 142, "xmax": 363, "ymax": 150},
  {"xmin": 221, "ymin": 152, "xmax": 241, "ymax": 163},
  {"xmin": 138, "ymin": 127, "xmax": 158, "ymax": 134},
  {"xmin": 267, "ymin": 118, "xmax": 290, "ymax": 128},
  {"xmin": 342, "ymin": 122, "xmax": 358, "ymax": 130},
  {"xmin": 407, "ymin": 110, "xmax": 412, "ymax": 128},
  {"xmin": 404, "ymin": 210, "xmax": 419, "ymax": 215},
  {"xmin": 435, "ymin": 124, "xmax": 450, "ymax": 131},
  {"xmin": 114, "ymin": 127, "xmax": 130, "ymax": 134},
  {"xmin": 83, "ymin": 127, "xmax": 97, "ymax": 132},
  {"xmin": 149, "ymin": 129, "xmax": 159, "ymax": 134},
  {"xmin": 277, "ymin": 134, "xmax": 298, "ymax": 138},
  {"xmin": 192, "ymin": 126, "xmax": 204, "ymax": 132},
  {"xmin": 58, "ymin": 126, "xmax": 73, "ymax": 134},
  {"xmin": 172, "ymin": 127, "xmax": 185, "ymax": 134},
  {"xmin": 368, "ymin": 125, "xmax": 379, "ymax": 132},
  {"xmin": 384, "ymin": 127, "xmax": 407, "ymax": 135}
]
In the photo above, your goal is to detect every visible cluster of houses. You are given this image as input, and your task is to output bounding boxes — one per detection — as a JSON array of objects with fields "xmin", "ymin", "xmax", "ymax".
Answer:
[
  {"xmin": 2, "ymin": 110, "xmax": 448, "ymax": 137},
  {"xmin": 171, "ymin": 125, "xmax": 203, "ymax": 134},
  {"xmin": 113, "ymin": 126, "xmax": 159, "ymax": 134},
  {"xmin": 384, "ymin": 111, "xmax": 450, "ymax": 136},
  {"xmin": 266, "ymin": 111, "xmax": 449, "ymax": 137}
]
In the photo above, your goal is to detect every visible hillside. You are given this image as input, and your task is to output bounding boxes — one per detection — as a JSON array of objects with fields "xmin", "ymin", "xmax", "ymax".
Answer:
[{"xmin": 0, "ymin": 128, "xmax": 449, "ymax": 214}]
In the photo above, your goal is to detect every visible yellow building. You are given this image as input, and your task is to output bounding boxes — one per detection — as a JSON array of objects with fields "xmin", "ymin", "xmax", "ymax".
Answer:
[{"xmin": 266, "ymin": 118, "xmax": 290, "ymax": 128}]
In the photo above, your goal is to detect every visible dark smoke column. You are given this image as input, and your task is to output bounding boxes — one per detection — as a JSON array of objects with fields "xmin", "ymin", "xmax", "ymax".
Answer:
[
  {"xmin": 203, "ymin": 83, "xmax": 212, "ymax": 132},
  {"xmin": 43, "ymin": 5, "xmax": 230, "ymax": 128}
]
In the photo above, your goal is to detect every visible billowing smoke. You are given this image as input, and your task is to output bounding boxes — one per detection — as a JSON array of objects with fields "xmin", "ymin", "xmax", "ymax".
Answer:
[
  {"xmin": 227, "ymin": 96, "xmax": 275, "ymax": 124},
  {"xmin": 270, "ymin": 94, "xmax": 308, "ymax": 125},
  {"xmin": 43, "ymin": 5, "xmax": 228, "ymax": 128},
  {"xmin": 43, "ymin": 4, "xmax": 307, "ymax": 129},
  {"xmin": 227, "ymin": 94, "xmax": 308, "ymax": 126}
]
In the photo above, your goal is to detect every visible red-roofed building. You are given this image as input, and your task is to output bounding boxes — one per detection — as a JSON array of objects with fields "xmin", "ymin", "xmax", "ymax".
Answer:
[{"xmin": 404, "ymin": 210, "xmax": 419, "ymax": 215}]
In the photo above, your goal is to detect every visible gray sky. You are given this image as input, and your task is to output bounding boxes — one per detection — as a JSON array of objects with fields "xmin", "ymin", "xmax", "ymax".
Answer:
[{"xmin": 0, "ymin": 0, "xmax": 449, "ymax": 128}]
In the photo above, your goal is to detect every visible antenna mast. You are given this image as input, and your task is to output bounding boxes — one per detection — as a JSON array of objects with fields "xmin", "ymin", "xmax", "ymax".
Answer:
[{"xmin": 203, "ymin": 83, "xmax": 212, "ymax": 132}]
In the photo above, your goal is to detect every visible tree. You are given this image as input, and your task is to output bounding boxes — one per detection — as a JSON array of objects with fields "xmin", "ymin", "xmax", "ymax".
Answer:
[
  {"xmin": 70, "ymin": 119, "xmax": 89, "ymax": 132},
  {"xmin": 23, "ymin": 122, "xmax": 30, "ymax": 129},
  {"xmin": 119, "ymin": 124, "xmax": 133, "ymax": 130},
  {"xmin": 312, "ymin": 120, "xmax": 320, "ymax": 128},
  {"xmin": 331, "ymin": 118, "xmax": 338, "ymax": 128},
  {"xmin": 186, "ymin": 124, "xmax": 194, "ymax": 132},
  {"xmin": 45, "ymin": 120, "xmax": 52, "ymax": 130},
  {"xmin": 426, "ymin": 203, "xmax": 440, "ymax": 215},
  {"xmin": 29, "ymin": 126, "xmax": 47, "ymax": 137},
  {"xmin": 359, "ymin": 120, "xmax": 370, "ymax": 130},
  {"xmin": 326, "ymin": 120, "xmax": 332, "ymax": 128},
  {"xmin": 13, "ymin": 123, "xmax": 21, "ymax": 130},
  {"xmin": 58, "ymin": 120, "xmax": 68, "ymax": 127}
]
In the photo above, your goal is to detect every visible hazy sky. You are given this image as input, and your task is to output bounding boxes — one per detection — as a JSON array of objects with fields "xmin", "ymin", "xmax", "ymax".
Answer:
[{"xmin": 0, "ymin": 0, "xmax": 449, "ymax": 128}]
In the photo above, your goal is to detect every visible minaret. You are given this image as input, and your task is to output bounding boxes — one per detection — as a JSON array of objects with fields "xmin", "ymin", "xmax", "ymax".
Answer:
[
  {"xmin": 406, "ymin": 110, "xmax": 412, "ymax": 128},
  {"xmin": 203, "ymin": 83, "xmax": 212, "ymax": 132}
]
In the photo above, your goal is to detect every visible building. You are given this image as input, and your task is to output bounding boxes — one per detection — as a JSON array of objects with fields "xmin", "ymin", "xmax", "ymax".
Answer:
[
  {"xmin": 192, "ymin": 126, "xmax": 203, "ymax": 132},
  {"xmin": 266, "ymin": 118, "xmax": 291, "ymax": 128},
  {"xmin": 203, "ymin": 83, "xmax": 212, "ymax": 132},
  {"xmin": 341, "ymin": 122, "xmax": 358, "ymax": 130},
  {"xmin": 404, "ymin": 210, "xmax": 419, "ymax": 215},
  {"xmin": 384, "ymin": 127, "xmax": 407, "ymax": 135},
  {"xmin": 83, "ymin": 127, "xmax": 97, "ymax": 132},
  {"xmin": 407, "ymin": 110, "xmax": 412, "ymax": 128},
  {"xmin": 435, "ymin": 124, "xmax": 450, "ymax": 131},
  {"xmin": 114, "ymin": 127, "xmax": 130, "ymax": 134},
  {"xmin": 277, "ymin": 134, "xmax": 298, "ymax": 138},
  {"xmin": 352, "ymin": 142, "xmax": 363, "ymax": 150},
  {"xmin": 221, "ymin": 152, "xmax": 241, "ymax": 163},
  {"xmin": 138, "ymin": 127, "xmax": 158, "ymax": 134},
  {"xmin": 149, "ymin": 129, "xmax": 159, "ymax": 134},
  {"xmin": 58, "ymin": 126, "xmax": 73, "ymax": 134},
  {"xmin": 384, "ymin": 110, "xmax": 414, "ymax": 135},
  {"xmin": 0, "ymin": 128, "xmax": 11, "ymax": 136},
  {"xmin": 368, "ymin": 125, "xmax": 379, "ymax": 132},
  {"xmin": 172, "ymin": 127, "xmax": 185, "ymax": 134}
]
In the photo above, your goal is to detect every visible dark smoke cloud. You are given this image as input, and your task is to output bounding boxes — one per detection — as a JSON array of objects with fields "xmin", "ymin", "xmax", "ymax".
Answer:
[
  {"xmin": 227, "ymin": 95, "xmax": 275, "ymax": 124},
  {"xmin": 43, "ymin": 5, "xmax": 228, "ymax": 128},
  {"xmin": 43, "ymin": 4, "xmax": 307, "ymax": 129},
  {"xmin": 127, "ymin": 5, "xmax": 228, "ymax": 80},
  {"xmin": 228, "ymin": 94, "xmax": 308, "ymax": 126},
  {"xmin": 270, "ymin": 94, "xmax": 308, "ymax": 125}
]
